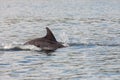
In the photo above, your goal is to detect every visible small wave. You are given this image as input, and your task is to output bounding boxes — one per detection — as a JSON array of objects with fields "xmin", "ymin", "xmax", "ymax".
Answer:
[
  {"xmin": 95, "ymin": 43, "xmax": 120, "ymax": 47},
  {"xmin": 68, "ymin": 43, "xmax": 120, "ymax": 47}
]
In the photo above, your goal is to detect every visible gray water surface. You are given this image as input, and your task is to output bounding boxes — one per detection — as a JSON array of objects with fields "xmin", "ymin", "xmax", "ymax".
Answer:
[{"xmin": 0, "ymin": 0, "xmax": 120, "ymax": 80}]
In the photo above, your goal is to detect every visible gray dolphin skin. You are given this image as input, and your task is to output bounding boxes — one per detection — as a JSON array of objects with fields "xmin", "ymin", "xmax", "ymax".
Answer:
[{"xmin": 25, "ymin": 27, "xmax": 64, "ymax": 51}]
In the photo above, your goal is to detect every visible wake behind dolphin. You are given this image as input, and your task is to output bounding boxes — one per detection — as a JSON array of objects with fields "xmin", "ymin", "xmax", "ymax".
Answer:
[{"xmin": 24, "ymin": 27, "xmax": 65, "ymax": 51}]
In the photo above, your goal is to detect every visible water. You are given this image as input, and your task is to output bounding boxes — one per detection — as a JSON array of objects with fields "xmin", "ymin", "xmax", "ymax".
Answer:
[{"xmin": 0, "ymin": 0, "xmax": 120, "ymax": 80}]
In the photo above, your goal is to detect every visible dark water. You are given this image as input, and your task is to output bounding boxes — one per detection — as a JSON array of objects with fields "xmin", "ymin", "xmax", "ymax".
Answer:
[{"xmin": 0, "ymin": 0, "xmax": 120, "ymax": 80}]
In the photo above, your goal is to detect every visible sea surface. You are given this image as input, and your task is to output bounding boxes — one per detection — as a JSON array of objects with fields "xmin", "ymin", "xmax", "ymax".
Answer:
[{"xmin": 0, "ymin": 0, "xmax": 120, "ymax": 80}]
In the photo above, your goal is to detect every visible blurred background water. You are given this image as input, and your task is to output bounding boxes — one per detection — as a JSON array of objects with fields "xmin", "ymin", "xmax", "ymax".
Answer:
[{"xmin": 0, "ymin": 0, "xmax": 120, "ymax": 80}]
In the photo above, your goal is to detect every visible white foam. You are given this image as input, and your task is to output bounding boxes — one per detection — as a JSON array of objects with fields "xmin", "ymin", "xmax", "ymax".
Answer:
[
  {"xmin": 2, "ymin": 43, "xmax": 41, "ymax": 51},
  {"xmin": 19, "ymin": 45, "xmax": 41, "ymax": 51},
  {"xmin": 3, "ymin": 44, "xmax": 13, "ymax": 49}
]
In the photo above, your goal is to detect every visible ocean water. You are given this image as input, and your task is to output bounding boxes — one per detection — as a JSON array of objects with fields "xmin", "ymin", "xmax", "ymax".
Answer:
[{"xmin": 0, "ymin": 0, "xmax": 120, "ymax": 80}]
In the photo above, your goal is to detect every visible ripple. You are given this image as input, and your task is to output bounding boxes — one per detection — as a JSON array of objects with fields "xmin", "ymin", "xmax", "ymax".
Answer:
[{"xmin": 0, "ymin": 0, "xmax": 120, "ymax": 80}]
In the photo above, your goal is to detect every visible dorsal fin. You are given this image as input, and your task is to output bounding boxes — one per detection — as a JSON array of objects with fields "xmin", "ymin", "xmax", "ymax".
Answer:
[{"xmin": 44, "ymin": 27, "xmax": 57, "ymax": 42}]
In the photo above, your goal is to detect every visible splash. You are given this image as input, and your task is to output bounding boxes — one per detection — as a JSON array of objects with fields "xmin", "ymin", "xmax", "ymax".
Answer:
[
  {"xmin": 0, "ymin": 43, "xmax": 41, "ymax": 51},
  {"xmin": 59, "ymin": 31, "xmax": 69, "ymax": 47}
]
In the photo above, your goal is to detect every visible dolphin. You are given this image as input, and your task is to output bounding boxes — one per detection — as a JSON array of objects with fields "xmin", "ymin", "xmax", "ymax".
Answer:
[{"xmin": 24, "ymin": 27, "xmax": 64, "ymax": 51}]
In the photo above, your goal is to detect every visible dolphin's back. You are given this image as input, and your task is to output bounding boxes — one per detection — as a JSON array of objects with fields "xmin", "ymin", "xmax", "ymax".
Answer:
[
  {"xmin": 25, "ymin": 38, "xmax": 64, "ymax": 50},
  {"xmin": 25, "ymin": 27, "xmax": 64, "ymax": 51}
]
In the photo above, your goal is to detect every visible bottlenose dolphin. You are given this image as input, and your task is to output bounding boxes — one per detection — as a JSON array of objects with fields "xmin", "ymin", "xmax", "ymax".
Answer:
[{"xmin": 25, "ymin": 27, "xmax": 64, "ymax": 51}]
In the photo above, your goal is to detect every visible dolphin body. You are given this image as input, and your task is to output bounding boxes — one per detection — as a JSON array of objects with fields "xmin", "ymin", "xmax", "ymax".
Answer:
[{"xmin": 25, "ymin": 27, "xmax": 64, "ymax": 51}]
